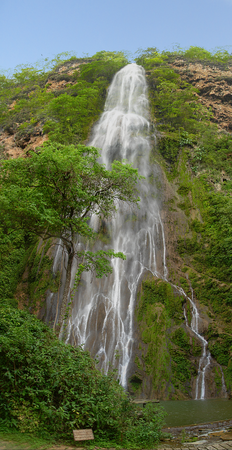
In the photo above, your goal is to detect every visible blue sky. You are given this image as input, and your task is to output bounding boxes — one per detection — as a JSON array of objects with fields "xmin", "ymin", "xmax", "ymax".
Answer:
[{"xmin": 1, "ymin": 0, "xmax": 232, "ymax": 72}]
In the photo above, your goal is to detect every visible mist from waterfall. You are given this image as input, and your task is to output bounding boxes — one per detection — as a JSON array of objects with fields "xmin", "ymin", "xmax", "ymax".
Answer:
[{"xmin": 65, "ymin": 63, "xmax": 167, "ymax": 387}]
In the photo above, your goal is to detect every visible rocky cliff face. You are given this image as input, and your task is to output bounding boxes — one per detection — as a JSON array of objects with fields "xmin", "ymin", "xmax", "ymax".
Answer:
[
  {"xmin": 170, "ymin": 59, "xmax": 232, "ymax": 132},
  {"xmin": 0, "ymin": 59, "xmax": 92, "ymax": 160},
  {"xmin": 3, "ymin": 58, "xmax": 231, "ymax": 155},
  {"xmin": 128, "ymin": 56, "xmax": 232, "ymax": 400},
  {"xmin": 129, "ymin": 168, "xmax": 229, "ymax": 400},
  {"xmin": 2, "ymin": 53, "xmax": 232, "ymax": 401}
]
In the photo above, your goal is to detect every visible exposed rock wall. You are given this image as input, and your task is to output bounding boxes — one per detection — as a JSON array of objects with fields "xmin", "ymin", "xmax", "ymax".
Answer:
[
  {"xmin": 128, "ymin": 57, "xmax": 232, "ymax": 400},
  {"xmin": 170, "ymin": 59, "xmax": 232, "ymax": 131},
  {"xmin": 3, "ymin": 55, "xmax": 232, "ymax": 400}
]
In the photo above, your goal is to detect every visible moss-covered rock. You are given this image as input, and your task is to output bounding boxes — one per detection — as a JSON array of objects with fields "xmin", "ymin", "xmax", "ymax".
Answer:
[{"xmin": 131, "ymin": 278, "xmax": 200, "ymax": 399}]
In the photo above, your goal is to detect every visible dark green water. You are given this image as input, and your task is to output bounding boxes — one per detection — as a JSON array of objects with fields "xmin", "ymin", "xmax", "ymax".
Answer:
[{"xmin": 160, "ymin": 399, "xmax": 232, "ymax": 427}]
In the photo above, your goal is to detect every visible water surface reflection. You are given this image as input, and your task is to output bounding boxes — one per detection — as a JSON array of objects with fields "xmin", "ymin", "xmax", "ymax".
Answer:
[{"xmin": 160, "ymin": 399, "xmax": 232, "ymax": 427}]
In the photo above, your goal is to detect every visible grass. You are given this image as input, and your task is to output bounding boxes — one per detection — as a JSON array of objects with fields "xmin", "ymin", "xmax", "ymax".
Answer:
[
  {"xmin": 0, "ymin": 428, "xmax": 94, "ymax": 450},
  {"xmin": 0, "ymin": 428, "xmax": 55, "ymax": 449},
  {"xmin": 0, "ymin": 429, "xmax": 152, "ymax": 450}
]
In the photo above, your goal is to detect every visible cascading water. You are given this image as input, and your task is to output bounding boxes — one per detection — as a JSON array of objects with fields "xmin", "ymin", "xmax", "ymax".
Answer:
[
  {"xmin": 64, "ymin": 64, "xmax": 167, "ymax": 387},
  {"xmin": 181, "ymin": 285, "xmax": 211, "ymax": 399},
  {"xmin": 220, "ymin": 367, "xmax": 227, "ymax": 395},
  {"xmin": 45, "ymin": 63, "xmax": 227, "ymax": 398}
]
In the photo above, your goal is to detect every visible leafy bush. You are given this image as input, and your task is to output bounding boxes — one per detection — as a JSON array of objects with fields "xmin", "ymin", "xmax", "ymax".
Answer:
[
  {"xmin": 139, "ymin": 279, "xmax": 184, "ymax": 321},
  {"xmin": 171, "ymin": 328, "xmax": 190, "ymax": 352},
  {"xmin": 0, "ymin": 230, "xmax": 26, "ymax": 302},
  {"xmin": 135, "ymin": 48, "xmax": 211, "ymax": 134},
  {"xmin": 135, "ymin": 46, "xmax": 232, "ymax": 395},
  {"xmin": 0, "ymin": 306, "xmax": 124, "ymax": 437},
  {"xmin": 124, "ymin": 403, "xmax": 167, "ymax": 447},
  {"xmin": 170, "ymin": 46, "xmax": 232, "ymax": 64},
  {"xmin": 159, "ymin": 135, "xmax": 180, "ymax": 165},
  {"xmin": 0, "ymin": 306, "xmax": 166, "ymax": 446},
  {"xmin": 0, "ymin": 53, "xmax": 129, "ymax": 308},
  {"xmin": 0, "ymin": 53, "xmax": 128, "ymax": 147}
]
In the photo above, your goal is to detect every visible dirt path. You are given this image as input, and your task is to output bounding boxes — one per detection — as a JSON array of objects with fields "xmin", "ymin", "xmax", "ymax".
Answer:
[
  {"xmin": 0, "ymin": 440, "xmax": 79, "ymax": 450},
  {"xmin": 2, "ymin": 440, "xmax": 232, "ymax": 450}
]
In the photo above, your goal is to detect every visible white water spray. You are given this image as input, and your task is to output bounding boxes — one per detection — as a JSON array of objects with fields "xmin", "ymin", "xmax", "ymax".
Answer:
[
  {"xmin": 65, "ymin": 64, "xmax": 167, "ymax": 387},
  {"xmin": 46, "ymin": 63, "xmax": 227, "ymax": 398},
  {"xmin": 181, "ymin": 285, "xmax": 211, "ymax": 399},
  {"xmin": 220, "ymin": 367, "xmax": 227, "ymax": 396}
]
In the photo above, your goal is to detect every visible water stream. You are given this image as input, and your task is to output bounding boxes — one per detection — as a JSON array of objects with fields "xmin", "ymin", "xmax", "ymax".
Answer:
[
  {"xmin": 64, "ymin": 63, "xmax": 167, "ymax": 387},
  {"xmin": 46, "ymin": 63, "xmax": 226, "ymax": 396},
  {"xmin": 178, "ymin": 284, "xmax": 211, "ymax": 399}
]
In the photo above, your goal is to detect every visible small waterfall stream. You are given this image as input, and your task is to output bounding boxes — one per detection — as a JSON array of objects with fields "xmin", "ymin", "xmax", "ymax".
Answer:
[
  {"xmin": 46, "ymin": 63, "xmax": 226, "ymax": 397},
  {"xmin": 220, "ymin": 367, "xmax": 227, "ymax": 395},
  {"xmin": 180, "ymin": 285, "xmax": 211, "ymax": 399},
  {"xmin": 64, "ymin": 63, "xmax": 167, "ymax": 387}
]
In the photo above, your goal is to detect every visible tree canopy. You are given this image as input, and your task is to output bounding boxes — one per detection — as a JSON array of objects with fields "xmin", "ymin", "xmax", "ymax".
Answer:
[{"xmin": 0, "ymin": 142, "xmax": 141, "ymax": 323}]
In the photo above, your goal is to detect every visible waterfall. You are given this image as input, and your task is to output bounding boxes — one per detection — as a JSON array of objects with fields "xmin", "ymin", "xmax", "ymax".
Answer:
[
  {"xmin": 64, "ymin": 63, "xmax": 167, "ymax": 387},
  {"xmin": 45, "ymin": 63, "xmax": 226, "ymax": 398},
  {"xmin": 182, "ymin": 286, "xmax": 211, "ymax": 399},
  {"xmin": 220, "ymin": 367, "xmax": 227, "ymax": 396}
]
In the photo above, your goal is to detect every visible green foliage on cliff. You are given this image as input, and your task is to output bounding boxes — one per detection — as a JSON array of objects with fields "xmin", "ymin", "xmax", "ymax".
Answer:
[
  {"xmin": 136, "ymin": 46, "xmax": 232, "ymax": 65},
  {"xmin": 186, "ymin": 270, "xmax": 232, "ymax": 390},
  {"xmin": 170, "ymin": 349, "xmax": 194, "ymax": 391},
  {"xmin": 0, "ymin": 53, "xmax": 128, "ymax": 306},
  {"xmin": 135, "ymin": 278, "xmax": 199, "ymax": 399},
  {"xmin": 135, "ymin": 49, "xmax": 211, "ymax": 135},
  {"xmin": 136, "ymin": 279, "xmax": 170, "ymax": 388},
  {"xmin": 158, "ymin": 135, "xmax": 180, "ymax": 165},
  {"xmin": 0, "ymin": 52, "xmax": 127, "ymax": 146},
  {"xmin": 2, "ymin": 45, "xmax": 232, "ymax": 407},
  {"xmin": 138, "ymin": 279, "xmax": 184, "ymax": 321},
  {"xmin": 171, "ymin": 328, "xmax": 190, "ymax": 352},
  {"xmin": 0, "ymin": 142, "xmax": 141, "ymax": 332},
  {"xmin": 167, "ymin": 46, "xmax": 232, "ymax": 64},
  {"xmin": 0, "ymin": 53, "xmax": 169, "ymax": 445},
  {"xmin": 0, "ymin": 230, "xmax": 25, "ymax": 305},
  {"xmin": 136, "ymin": 46, "xmax": 232, "ymax": 394},
  {"xmin": 178, "ymin": 185, "xmax": 232, "ymax": 283}
]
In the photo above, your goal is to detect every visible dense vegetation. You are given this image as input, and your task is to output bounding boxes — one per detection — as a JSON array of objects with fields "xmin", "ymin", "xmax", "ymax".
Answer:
[
  {"xmin": 0, "ymin": 305, "xmax": 166, "ymax": 446},
  {"xmin": 1, "ymin": 45, "xmax": 232, "ymax": 443},
  {"xmin": 133, "ymin": 47, "xmax": 232, "ymax": 397},
  {"xmin": 0, "ymin": 51, "xmax": 167, "ymax": 446},
  {"xmin": 133, "ymin": 278, "xmax": 201, "ymax": 399},
  {"xmin": 0, "ymin": 51, "xmax": 128, "ymax": 147},
  {"xmin": 0, "ymin": 142, "xmax": 141, "ymax": 333},
  {"xmin": 0, "ymin": 51, "xmax": 128, "ymax": 308}
]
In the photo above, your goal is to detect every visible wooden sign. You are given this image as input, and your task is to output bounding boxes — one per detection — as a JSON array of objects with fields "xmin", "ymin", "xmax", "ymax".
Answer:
[{"xmin": 73, "ymin": 429, "xmax": 94, "ymax": 441}]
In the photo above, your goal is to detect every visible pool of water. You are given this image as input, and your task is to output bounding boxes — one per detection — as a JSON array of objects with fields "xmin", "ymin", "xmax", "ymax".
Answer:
[{"xmin": 160, "ymin": 399, "xmax": 232, "ymax": 428}]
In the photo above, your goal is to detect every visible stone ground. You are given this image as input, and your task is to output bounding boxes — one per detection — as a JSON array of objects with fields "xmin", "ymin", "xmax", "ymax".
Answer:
[
  {"xmin": 158, "ymin": 441, "xmax": 232, "ymax": 450},
  {"xmin": 1, "ymin": 441, "xmax": 232, "ymax": 450}
]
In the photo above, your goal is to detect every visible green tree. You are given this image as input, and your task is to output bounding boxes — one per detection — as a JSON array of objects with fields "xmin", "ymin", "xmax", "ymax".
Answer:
[
  {"xmin": 0, "ymin": 305, "xmax": 166, "ymax": 445},
  {"xmin": 0, "ymin": 142, "xmax": 141, "ymax": 324}
]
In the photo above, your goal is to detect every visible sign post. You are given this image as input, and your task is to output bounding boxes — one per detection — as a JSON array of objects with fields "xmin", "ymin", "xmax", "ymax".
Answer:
[{"xmin": 73, "ymin": 429, "xmax": 94, "ymax": 442}]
